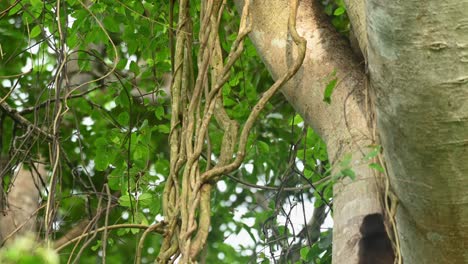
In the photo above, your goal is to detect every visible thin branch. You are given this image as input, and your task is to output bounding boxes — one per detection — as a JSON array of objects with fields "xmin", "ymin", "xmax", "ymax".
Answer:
[
  {"xmin": 55, "ymin": 223, "xmax": 166, "ymax": 252},
  {"xmin": 0, "ymin": 102, "xmax": 53, "ymax": 141}
]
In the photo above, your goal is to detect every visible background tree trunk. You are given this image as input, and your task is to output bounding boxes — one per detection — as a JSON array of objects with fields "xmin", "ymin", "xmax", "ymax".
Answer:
[{"xmin": 0, "ymin": 161, "xmax": 45, "ymax": 245}]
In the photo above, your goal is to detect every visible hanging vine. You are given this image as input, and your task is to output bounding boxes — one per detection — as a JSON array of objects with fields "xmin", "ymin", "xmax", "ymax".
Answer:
[{"xmin": 153, "ymin": 0, "xmax": 307, "ymax": 263}]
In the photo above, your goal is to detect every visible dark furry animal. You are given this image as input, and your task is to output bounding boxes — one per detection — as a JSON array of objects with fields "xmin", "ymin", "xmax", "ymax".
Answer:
[{"xmin": 358, "ymin": 213, "xmax": 395, "ymax": 264}]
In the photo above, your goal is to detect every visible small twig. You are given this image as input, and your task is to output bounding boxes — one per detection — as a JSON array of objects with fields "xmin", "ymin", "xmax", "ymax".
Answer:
[
  {"xmin": 55, "ymin": 223, "xmax": 165, "ymax": 252},
  {"xmin": 0, "ymin": 102, "xmax": 53, "ymax": 141},
  {"xmin": 101, "ymin": 184, "xmax": 112, "ymax": 264},
  {"xmin": 135, "ymin": 222, "xmax": 166, "ymax": 264},
  {"xmin": 19, "ymin": 85, "xmax": 102, "ymax": 115},
  {"xmin": 0, "ymin": 77, "xmax": 20, "ymax": 104},
  {"xmin": 0, "ymin": 204, "xmax": 46, "ymax": 246}
]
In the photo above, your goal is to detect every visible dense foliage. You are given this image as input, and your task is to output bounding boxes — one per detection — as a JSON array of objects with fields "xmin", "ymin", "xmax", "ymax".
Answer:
[{"xmin": 0, "ymin": 1, "xmax": 349, "ymax": 263}]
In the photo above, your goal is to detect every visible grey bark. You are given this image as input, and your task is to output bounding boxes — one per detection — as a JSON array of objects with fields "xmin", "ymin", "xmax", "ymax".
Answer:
[
  {"xmin": 365, "ymin": 0, "xmax": 468, "ymax": 262},
  {"xmin": 238, "ymin": 0, "xmax": 468, "ymax": 263}
]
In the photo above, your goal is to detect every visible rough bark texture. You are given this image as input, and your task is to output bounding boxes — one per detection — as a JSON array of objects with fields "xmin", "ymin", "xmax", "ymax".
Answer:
[
  {"xmin": 366, "ymin": 0, "xmax": 468, "ymax": 262},
  {"xmin": 238, "ymin": 0, "xmax": 468, "ymax": 263},
  {"xmin": 235, "ymin": 1, "xmax": 385, "ymax": 263}
]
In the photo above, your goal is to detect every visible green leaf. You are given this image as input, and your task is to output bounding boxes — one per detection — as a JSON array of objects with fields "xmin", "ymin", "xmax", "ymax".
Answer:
[
  {"xmin": 223, "ymin": 97, "xmax": 236, "ymax": 107},
  {"xmin": 154, "ymin": 105, "xmax": 165, "ymax": 120},
  {"xmin": 91, "ymin": 240, "xmax": 101, "ymax": 251},
  {"xmin": 258, "ymin": 141, "xmax": 270, "ymax": 154},
  {"xmin": 324, "ymin": 5, "xmax": 333, "ymax": 16},
  {"xmin": 364, "ymin": 145, "xmax": 381, "ymax": 160},
  {"xmin": 95, "ymin": 137, "xmax": 107, "ymax": 148},
  {"xmin": 94, "ymin": 151, "xmax": 109, "ymax": 171},
  {"xmin": 300, "ymin": 247, "xmax": 310, "ymax": 260},
  {"xmin": 117, "ymin": 228, "xmax": 130, "ymax": 236},
  {"xmin": 319, "ymin": 230, "xmax": 333, "ymax": 249},
  {"xmin": 137, "ymin": 193, "xmax": 152, "ymax": 206},
  {"xmin": 146, "ymin": 58, "xmax": 154, "ymax": 66},
  {"xmin": 334, "ymin": 7, "xmax": 346, "ymax": 16},
  {"xmin": 133, "ymin": 144, "xmax": 149, "ymax": 160},
  {"xmin": 340, "ymin": 168, "xmax": 356, "ymax": 180},
  {"xmin": 103, "ymin": 16, "xmax": 121, "ymax": 33},
  {"xmin": 290, "ymin": 113, "xmax": 304, "ymax": 125},
  {"xmin": 117, "ymin": 112, "xmax": 130, "ymax": 125},
  {"xmin": 30, "ymin": 25, "xmax": 41, "ymax": 38},
  {"xmin": 9, "ymin": 4, "xmax": 22, "ymax": 16},
  {"xmin": 30, "ymin": 0, "xmax": 42, "ymax": 10},
  {"xmin": 369, "ymin": 162, "xmax": 385, "ymax": 173},
  {"xmin": 304, "ymin": 168, "xmax": 313, "ymax": 179},
  {"xmin": 157, "ymin": 124, "xmax": 170, "ymax": 134},
  {"xmin": 323, "ymin": 78, "xmax": 338, "ymax": 104},
  {"xmin": 67, "ymin": 34, "xmax": 78, "ymax": 48},
  {"xmin": 119, "ymin": 195, "xmax": 133, "ymax": 207},
  {"xmin": 117, "ymin": 58, "xmax": 128, "ymax": 70},
  {"xmin": 94, "ymin": 137, "xmax": 110, "ymax": 171},
  {"xmin": 130, "ymin": 61, "xmax": 140, "ymax": 75},
  {"xmin": 116, "ymin": 91, "xmax": 130, "ymax": 107}
]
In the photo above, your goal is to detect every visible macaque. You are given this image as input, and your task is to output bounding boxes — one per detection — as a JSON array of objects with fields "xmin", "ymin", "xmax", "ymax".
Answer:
[{"xmin": 358, "ymin": 213, "xmax": 395, "ymax": 264}]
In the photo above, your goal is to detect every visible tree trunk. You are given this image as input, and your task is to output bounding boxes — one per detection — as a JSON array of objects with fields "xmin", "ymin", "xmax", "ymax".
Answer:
[
  {"xmin": 237, "ymin": 0, "xmax": 468, "ymax": 263},
  {"xmin": 235, "ymin": 1, "xmax": 385, "ymax": 263},
  {"xmin": 366, "ymin": 1, "xmax": 468, "ymax": 262},
  {"xmin": 0, "ymin": 161, "xmax": 45, "ymax": 245}
]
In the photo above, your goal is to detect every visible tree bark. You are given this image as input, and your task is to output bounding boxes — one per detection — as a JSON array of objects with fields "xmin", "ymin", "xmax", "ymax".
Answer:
[
  {"xmin": 235, "ymin": 1, "xmax": 385, "ymax": 263},
  {"xmin": 239, "ymin": 0, "xmax": 468, "ymax": 263},
  {"xmin": 366, "ymin": 0, "xmax": 468, "ymax": 262},
  {"xmin": 0, "ymin": 161, "xmax": 45, "ymax": 245}
]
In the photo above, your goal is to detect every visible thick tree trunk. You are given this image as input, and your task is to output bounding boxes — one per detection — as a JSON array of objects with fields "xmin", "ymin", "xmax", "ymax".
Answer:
[
  {"xmin": 235, "ymin": 1, "xmax": 385, "ymax": 263},
  {"xmin": 346, "ymin": 0, "xmax": 468, "ymax": 261},
  {"xmin": 365, "ymin": 1, "xmax": 468, "ymax": 262},
  {"xmin": 241, "ymin": 0, "xmax": 468, "ymax": 263}
]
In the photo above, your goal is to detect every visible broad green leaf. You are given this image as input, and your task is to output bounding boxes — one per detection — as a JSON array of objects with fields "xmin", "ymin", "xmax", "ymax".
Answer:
[
  {"xmin": 334, "ymin": 7, "xmax": 346, "ymax": 16},
  {"xmin": 157, "ymin": 124, "xmax": 170, "ymax": 134},
  {"xmin": 119, "ymin": 194, "xmax": 133, "ymax": 207},
  {"xmin": 300, "ymin": 247, "xmax": 311, "ymax": 260},
  {"xmin": 30, "ymin": 25, "xmax": 41, "ymax": 38},
  {"xmin": 137, "ymin": 193, "xmax": 152, "ymax": 206},
  {"xmin": 118, "ymin": 112, "xmax": 130, "ymax": 125},
  {"xmin": 9, "ymin": 4, "xmax": 22, "ymax": 16}
]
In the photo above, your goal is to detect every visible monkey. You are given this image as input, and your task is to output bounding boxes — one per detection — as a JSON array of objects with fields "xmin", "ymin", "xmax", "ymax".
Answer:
[{"xmin": 358, "ymin": 213, "xmax": 395, "ymax": 264}]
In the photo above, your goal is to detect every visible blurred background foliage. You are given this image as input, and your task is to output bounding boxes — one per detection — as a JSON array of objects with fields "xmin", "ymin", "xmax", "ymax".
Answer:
[{"xmin": 0, "ymin": 0, "xmax": 348, "ymax": 263}]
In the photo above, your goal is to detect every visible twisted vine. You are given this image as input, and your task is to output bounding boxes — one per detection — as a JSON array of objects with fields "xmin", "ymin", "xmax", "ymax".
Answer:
[{"xmin": 154, "ymin": 0, "xmax": 306, "ymax": 263}]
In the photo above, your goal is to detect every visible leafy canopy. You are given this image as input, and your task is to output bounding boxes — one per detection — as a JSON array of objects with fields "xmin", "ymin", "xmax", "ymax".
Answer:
[{"xmin": 0, "ymin": 0, "xmax": 349, "ymax": 263}]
